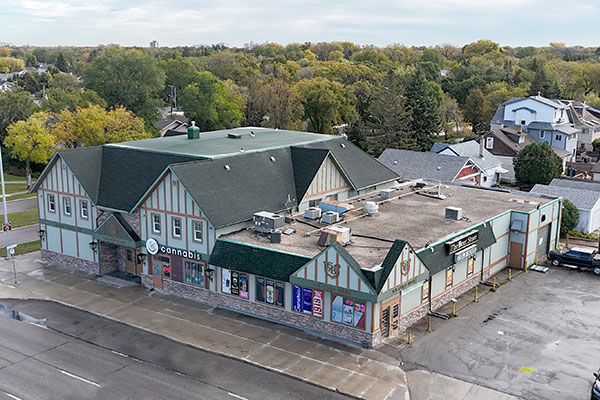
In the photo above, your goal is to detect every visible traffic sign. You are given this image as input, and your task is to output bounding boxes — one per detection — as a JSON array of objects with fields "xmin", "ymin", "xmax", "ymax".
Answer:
[{"xmin": 2, "ymin": 222, "xmax": 11, "ymax": 232}]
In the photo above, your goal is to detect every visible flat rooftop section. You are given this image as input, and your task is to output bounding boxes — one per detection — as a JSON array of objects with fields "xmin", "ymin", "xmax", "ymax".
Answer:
[
  {"xmin": 224, "ymin": 184, "xmax": 552, "ymax": 268},
  {"xmin": 108, "ymin": 127, "xmax": 335, "ymax": 159}
]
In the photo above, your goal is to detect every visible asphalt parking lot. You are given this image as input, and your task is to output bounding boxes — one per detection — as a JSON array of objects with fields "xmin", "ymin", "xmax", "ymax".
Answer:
[{"xmin": 398, "ymin": 267, "xmax": 600, "ymax": 400}]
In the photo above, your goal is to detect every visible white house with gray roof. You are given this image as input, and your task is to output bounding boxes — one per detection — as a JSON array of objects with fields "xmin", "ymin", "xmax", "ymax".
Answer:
[
  {"xmin": 531, "ymin": 178, "xmax": 600, "ymax": 234},
  {"xmin": 490, "ymin": 95, "xmax": 578, "ymax": 161}
]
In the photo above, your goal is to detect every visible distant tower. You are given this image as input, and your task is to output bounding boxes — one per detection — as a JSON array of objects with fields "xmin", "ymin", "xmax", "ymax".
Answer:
[{"xmin": 149, "ymin": 40, "xmax": 159, "ymax": 48}]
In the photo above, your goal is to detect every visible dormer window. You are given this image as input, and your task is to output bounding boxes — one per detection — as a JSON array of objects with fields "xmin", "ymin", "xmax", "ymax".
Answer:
[
  {"xmin": 539, "ymin": 130, "xmax": 545, "ymax": 139},
  {"xmin": 485, "ymin": 137, "xmax": 494, "ymax": 149}
]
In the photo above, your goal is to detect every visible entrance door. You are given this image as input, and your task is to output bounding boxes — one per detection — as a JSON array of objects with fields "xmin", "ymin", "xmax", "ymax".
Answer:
[
  {"xmin": 125, "ymin": 248, "xmax": 135, "ymax": 275},
  {"xmin": 380, "ymin": 307, "xmax": 390, "ymax": 338},
  {"xmin": 536, "ymin": 224, "xmax": 551, "ymax": 261},
  {"xmin": 509, "ymin": 242, "xmax": 523, "ymax": 268},
  {"xmin": 152, "ymin": 256, "xmax": 170, "ymax": 289}
]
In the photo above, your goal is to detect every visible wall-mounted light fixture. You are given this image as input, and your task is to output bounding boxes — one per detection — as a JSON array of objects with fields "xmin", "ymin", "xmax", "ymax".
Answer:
[
  {"xmin": 89, "ymin": 241, "xmax": 98, "ymax": 252},
  {"xmin": 38, "ymin": 229, "xmax": 46, "ymax": 241},
  {"xmin": 136, "ymin": 252, "xmax": 147, "ymax": 265},
  {"xmin": 206, "ymin": 268, "xmax": 215, "ymax": 282}
]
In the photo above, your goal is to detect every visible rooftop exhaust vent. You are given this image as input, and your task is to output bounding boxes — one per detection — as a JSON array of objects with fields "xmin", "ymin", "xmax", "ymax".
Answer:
[
  {"xmin": 224, "ymin": 165, "xmax": 230, "ymax": 171},
  {"xmin": 250, "ymin": 131, "xmax": 256, "ymax": 137},
  {"xmin": 445, "ymin": 206, "xmax": 462, "ymax": 221},
  {"xmin": 270, "ymin": 156, "xmax": 276, "ymax": 162},
  {"xmin": 364, "ymin": 201, "xmax": 379, "ymax": 216},
  {"xmin": 228, "ymin": 132, "xmax": 242, "ymax": 139},
  {"xmin": 187, "ymin": 121, "xmax": 200, "ymax": 139}
]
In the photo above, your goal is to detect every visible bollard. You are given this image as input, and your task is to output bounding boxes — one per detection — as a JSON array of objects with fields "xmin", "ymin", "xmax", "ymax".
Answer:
[
  {"xmin": 427, "ymin": 316, "xmax": 431, "ymax": 332},
  {"xmin": 508, "ymin": 268, "xmax": 512, "ymax": 281},
  {"xmin": 474, "ymin": 286, "xmax": 479, "ymax": 302},
  {"xmin": 407, "ymin": 330, "xmax": 412, "ymax": 344},
  {"xmin": 493, "ymin": 276, "xmax": 496, "ymax": 289}
]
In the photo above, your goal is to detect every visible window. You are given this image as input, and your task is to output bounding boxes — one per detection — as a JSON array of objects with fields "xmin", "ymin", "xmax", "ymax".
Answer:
[
  {"xmin": 539, "ymin": 130, "xmax": 545, "ymax": 139},
  {"xmin": 331, "ymin": 295, "xmax": 366, "ymax": 330},
  {"xmin": 47, "ymin": 194, "xmax": 56, "ymax": 212},
  {"xmin": 256, "ymin": 276, "xmax": 284, "ymax": 307},
  {"xmin": 192, "ymin": 221, "xmax": 203, "ymax": 243},
  {"xmin": 152, "ymin": 214, "xmax": 161, "ymax": 233},
  {"xmin": 555, "ymin": 134, "xmax": 562, "ymax": 142},
  {"xmin": 221, "ymin": 268, "xmax": 249, "ymax": 299},
  {"xmin": 292, "ymin": 285, "xmax": 323, "ymax": 318},
  {"xmin": 308, "ymin": 199, "xmax": 320, "ymax": 207},
  {"xmin": 63, "ymin": 197, "xmax": 71, "ymax": 216},
  {"xmin": 184, "ymin": 261, "xmax": 207, "ymax": 288},
  {"xmin": 467, "ymin": 257, "xmax": 475, "ymax": 276},
  {"xmin": 80, "ymin": 200, "xmax": 89, "ymax": 219},
  {"xmin": 446, "ymin": 267, "xmax": 453, "ymax": 288},
  {"xmin": 421, "ymin": 281, "xmax": 429, "ymax": 302},
  {"xmin": 485, "ymin": 137, "xmax": 494, "ymax": 149},
  {"xmin": 127, "ymin": 250, "xmax": 133, "ymax": 262},
  {"xmin": 172, "ymin": 217, "xmax": 182, "ymax": 238}
]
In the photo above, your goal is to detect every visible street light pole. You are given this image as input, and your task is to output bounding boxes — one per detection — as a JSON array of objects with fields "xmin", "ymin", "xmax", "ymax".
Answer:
[{"xmin": 0, "ymin": 146, "xmax": 15, "ymax": 283}]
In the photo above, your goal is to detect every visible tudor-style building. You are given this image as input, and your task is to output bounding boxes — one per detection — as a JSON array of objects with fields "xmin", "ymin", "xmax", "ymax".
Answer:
[{"xmin": 32, "ymin": 126, "xmax": 562, "ymax": 347}]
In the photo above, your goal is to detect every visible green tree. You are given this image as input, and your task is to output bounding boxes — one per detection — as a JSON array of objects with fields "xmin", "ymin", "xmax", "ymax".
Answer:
[
  {"xmin": 84, "ymin": 48, "xmax": 166, "ymax": 123},
  {"xmin": 14, "ymin": 71, "xmax": 51, "ymax": 94},
  {"xmin": 4, "ymin": 112, "xmax": 57, "ymax": 188},
  {"xmin": 463, "ymin": 40, "xmax": 500, "ymax": 57},
  {"xmin": 55, "ymin": 52, "xmax": 70, "ymax": 72},
  {"xmin": 179, "ymin": 71, "xmax": 244, "ymax": 131},
  {"xmin": 560, "ymin": 199, "xmax": 579, "ymax": 237},
  {"xmin": 513, "ymin": 142, "xmax": 563, "ymax": 185},
  {"xmin": 0, "ymin": 57, "xmax": 24, "ymax": 73},
  {"xmin": 52, "ymin": 105, "xmax": 151, "ymax": 148},
  {"xmin": 404, "ymin": 68, "xmax": 443, "ymax": 150},
  {"xmin": 42, "ymin": 88, "xmax": 107, "ymax": 113},
  {"xmin": 529, "ymin": 58, "xmax": 551, "ymax": 96},
  {"xmin": 0, "ymin": 90, "xmax": 38, "ymax": 140},
  {"xmin": 442, "ymin": 95, "xmax": 463, "ymax": 139},
  {"xmin": 463, "ymin": 88, "xmax": 490, "ymax": 133},
  {"xmin": 25, "ymin": 54, "xmax": 38, "ymax": 68},
  {"xmin": 294, "ymin": 77, "xmax": 357, "ymax": 134},
  {"xmin": 260, "ymin": 79, "xmax": 303, "ymax": 130}
]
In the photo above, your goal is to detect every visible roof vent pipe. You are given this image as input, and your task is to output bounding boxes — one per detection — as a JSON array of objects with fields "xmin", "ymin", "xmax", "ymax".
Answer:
[
  {"xmin": 479, "ymin": 137, "xmax": 484, "ymax": 158},
  {"xmin": 187, "ymin": 121, "xmax": 200, "ymax": 139}
]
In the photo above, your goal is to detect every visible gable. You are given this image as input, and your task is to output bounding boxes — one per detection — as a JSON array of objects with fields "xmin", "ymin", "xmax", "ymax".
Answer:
[
  {"xmin": 290, "ymin": 243, "xmax": 376, "ymax": 300},
  {"xmin": 379, "ymin": 243, "xmax": 428, "ymax": 294},
  {"xmin": 303, "ymin": 154, "xmax": 351, "ymax": 200},
  {"xmin": 94, "ymin": 213, "xmax": 141, "ymax": 247},
  {"xmin": 34, "ymin": 154, "xmax": 94, "ymax": 200}
]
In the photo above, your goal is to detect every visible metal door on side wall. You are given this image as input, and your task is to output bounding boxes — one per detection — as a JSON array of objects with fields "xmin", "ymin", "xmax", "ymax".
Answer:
[
  {"xmin": 509, "ymin": 242, "xmax": 523, "ymax": 268},
  {"xmin": 536, "ymin": 224, "xmax": 551, "ymax": 261},
  {"xmin": 152, "ymin": 256, "xmax": 171, "ymax": 289}
]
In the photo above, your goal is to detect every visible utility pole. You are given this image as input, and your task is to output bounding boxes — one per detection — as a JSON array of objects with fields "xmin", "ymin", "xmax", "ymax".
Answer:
[{"xmin": 0, "ymin": 146, "xmax": 15, "ymax": 283}]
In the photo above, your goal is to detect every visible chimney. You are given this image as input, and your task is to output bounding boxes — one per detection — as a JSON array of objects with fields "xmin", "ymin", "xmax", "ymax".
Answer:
[
  {"xmin": 187, "ymin": 121, "xmax": 200, "ymax": 139},
  {"xmin": 479, "ymin": 136, "xmax": 484, "ymax": 157}
]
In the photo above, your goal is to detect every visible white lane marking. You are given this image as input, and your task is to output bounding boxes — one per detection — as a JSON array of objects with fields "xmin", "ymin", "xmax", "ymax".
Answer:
[
  {"xmin": 228, "ymin": 393, "xmax": 248, "ymax": 400},
  {"xmin": 59, "ymin": 370, "xmax": 101, "ymax": 388},
  {"xmin": 3, "ymin": 392, "xmax": 23, "ymax": 400}
]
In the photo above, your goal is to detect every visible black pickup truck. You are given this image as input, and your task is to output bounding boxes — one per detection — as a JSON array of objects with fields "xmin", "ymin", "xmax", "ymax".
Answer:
[{"xmin": 548, "ymin": 246, "xmax": 600, "ymax": 275}]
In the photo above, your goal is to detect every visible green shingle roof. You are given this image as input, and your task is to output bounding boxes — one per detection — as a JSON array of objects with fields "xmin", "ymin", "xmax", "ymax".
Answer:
[
  {"xmin": 209, "ymin": 239, "xmax": 311, "ymax": 282},
  {"xmin": 417, "ymin": 223, "xmax": 497, "ymax": 275},
  {"xmin": 362, "ymin": 240, "xmax": 407, "ymax": 293},
  {"xmin": 290, "ymin": 147, "xmax": 329, "ymax": 201}
]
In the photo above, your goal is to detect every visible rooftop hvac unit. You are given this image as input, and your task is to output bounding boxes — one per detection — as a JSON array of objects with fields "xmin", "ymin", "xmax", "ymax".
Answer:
[
  {"xmin": 380, "ymin": 189, "xmax": 395, "ymax": 201},
  {"xmin": 321, "ymin": 211, "xmax": 339, "ymax": 225},
  {"xmin": 327, "ymin": 226, "xmax": 351, "ymax": 245},
  {"xmin": 364, "ymin": 201, "xmax": 379, "ymax": 216},
  {"xmin": 304, "ymin": 207, "xmax": 322, "ymax": 220},
  {"xmin": 253, "ymin": 211, "xmax": 284, "ymax": 233},
  {"xmin": 445, "ymin": 206, "xmax": 463, "ymax": 221}
]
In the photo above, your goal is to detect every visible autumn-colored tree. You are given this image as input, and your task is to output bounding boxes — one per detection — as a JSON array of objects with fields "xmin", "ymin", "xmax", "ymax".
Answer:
[
  {"xmin": 4, "ymin": 112, "xmax": 57, "ymax": 188},
  {"xmin": 52, "ymin": 105, "xmax": 151, "ymax": 148}
]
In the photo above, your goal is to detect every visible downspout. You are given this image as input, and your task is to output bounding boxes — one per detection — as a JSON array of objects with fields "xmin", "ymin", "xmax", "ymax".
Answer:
[
  {"xmin": 427, "ymin": 276, "xmax": 433, "ymax": 311},
  {"xmin": 480, "ymin": 247, "xmax": 485, "ymax": 282}
]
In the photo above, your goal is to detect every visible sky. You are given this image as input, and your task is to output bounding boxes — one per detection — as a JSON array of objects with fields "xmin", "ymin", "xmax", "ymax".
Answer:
[{"xmin": 0, "ymin": 0, "xmax": 599, "ymax": 48}]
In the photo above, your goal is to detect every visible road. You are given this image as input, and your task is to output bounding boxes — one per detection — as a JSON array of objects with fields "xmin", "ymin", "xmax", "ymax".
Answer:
[
  {"xmin": 398, "ymin": 267, "xmax": 600, "ymax": 400},
  {"xmin": 0, "ymin": 225, "xmax": 38, "ymax": 247},
  {"xmin": 5, "ymin": 197, "xmax": 37, "ymax": 214},
  {"xmin": 0, "ymin": 300, "xmax": 349, "ymax": 400}
]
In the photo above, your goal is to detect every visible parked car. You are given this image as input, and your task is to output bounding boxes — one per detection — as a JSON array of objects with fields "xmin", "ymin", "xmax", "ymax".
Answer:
[
  {"xmin": 592, "ymin": 367, "xmax": 600, "ymax": 400},
  {"xmin": 548, "ymin": 246, "xmax": 600, "ymax": 275}
]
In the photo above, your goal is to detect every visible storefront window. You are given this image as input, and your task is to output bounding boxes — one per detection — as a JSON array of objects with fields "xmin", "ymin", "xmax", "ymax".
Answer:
[
  {"xmin": 446, "ymin": 267, "xmax": 453, "ymax": 288},
  {"xmin": 185, "ymin": 261, "xmax": 206, "ymax": 287},
  {"xmin": 331, "ymin": 295, "xmax": 366, "ymax": 330},
  {"xmin": 256, "ymin": 277, "xmax": 284, "ymax": 307},
  {"xmin": 467, "ymin": 257, "xmax": 474, "ymax": 276},
  {"xmin": 221, "ymin": 268, "xmax": 249, "ymax": 299},
  {"xmin": 421, "ymin": 281, "xmax": 429, "ymax": 302},
  {"xmin": 292, "ymin": 285, "xmax": 323, "ymax": 318}
]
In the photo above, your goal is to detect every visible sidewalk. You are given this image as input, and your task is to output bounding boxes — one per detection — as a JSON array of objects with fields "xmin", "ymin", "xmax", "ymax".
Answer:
[{"xmin": 0, "ymin": 252, "xmax": 516, "ymax": 400}]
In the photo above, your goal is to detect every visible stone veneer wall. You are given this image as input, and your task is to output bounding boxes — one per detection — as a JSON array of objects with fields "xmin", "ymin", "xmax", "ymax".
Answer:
[
  {"xmin": 98, "ymin": 243, "xmax": 119, "ymax": 274},
  {"xmin": 141, "ymin": 275, "xmax": 375, "ymax": 347},
  {"xmin": 41, "ymin": 249, "xmax": 100, "ymax": 275}
]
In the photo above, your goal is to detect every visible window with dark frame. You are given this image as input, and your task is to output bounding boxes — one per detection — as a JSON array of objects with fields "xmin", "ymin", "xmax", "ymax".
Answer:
[
  {"xmin": 221, "ymin": 268, "xmax": 250, "ymax": 299},
  {"xmin": 445, "ymin": 267, "xmax": 453, "ymax": 288},
  {"xmin": 63, "ymin": 197, "xmax": 71, "ymax": 216},
  {"xmin": 152, "ymin": 214, "xmax": 161, "ymax": 233},
  {"xmin": 193, "ymin": 221, "xmax": 203, "ymax": 243},
  {"xmin": 292, "ymin": 285, "xmax": 323, "ymax": 318},
  {"xmin": 184, "ymin": 261, "xmax": 207, "ymax": 288},
  {"xmin": 331, "ymin": 294, "xmax": 366, "ymax": 330},
  {"xmin": 172, "ymin": 217, "xmax": 182, "ymax": 238},
  {"xmin": 256, "ymin": 276, "xmax": 284, "ymax": 307},
  {"xmin": 555, "ymin": 134, "xmax": 562, "ymax": 141},
  {"xmin": 48, "ymin": 194, "xmax": 56, "ymax": 212},
  {"xmin": 421, "ymin": 281, "xmax": 429, "ymax": 302},
  {"xmin": 127, "ymin": 250, "xmax": 133, "ymax": 262},
  {"xmin": 80, "ymin": 200, "xmax": 89, "ymax": 219},
  {"xmin": 467, "ymin": 257, "xmax": 474, "ymax": 276}
]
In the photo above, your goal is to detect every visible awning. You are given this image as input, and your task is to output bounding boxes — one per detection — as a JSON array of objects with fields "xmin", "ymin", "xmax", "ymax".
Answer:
[
  {"xmin": 496, "ymin": 167, "xmax": 509, "ymax": 174},
  {"xmin": 94, "ymin": 213, "xmax": 143, "ymax": 248}
]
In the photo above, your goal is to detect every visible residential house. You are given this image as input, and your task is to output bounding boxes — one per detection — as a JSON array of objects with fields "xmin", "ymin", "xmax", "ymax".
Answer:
[
  {"xmin": 0, "ymin": 79, "xmax": 15, "ymax": 92},
  {"xmin": 377, "ymin": 149, "xmax": 484, "ymax": 185},
  {"xmin": 430, "ymin": 141, "xmax": 507, "ymax": 187},
  {"xmin": 155, "ymin": 115, "xmax": 189, "ymax": 137},
  {"xmin": 561, "ymin": 100, "xmax": 600, "ymax": 151},
  {"xmin": 531, "ymin": 178, "xmax": 600, "ymax": 234},
  {"xmin": 491, "ymin": 95, "xmax": 578, "ymax": 160}
]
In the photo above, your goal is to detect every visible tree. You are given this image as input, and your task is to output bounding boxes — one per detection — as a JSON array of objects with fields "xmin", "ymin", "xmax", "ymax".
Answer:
[
  {"xmin": 260, "ymin": 79, "xmax": 303, "ymax": 130},
  {"xmin": 42, "ymin": 88, "xmax": 107, "ymax": 112},
  {"xmin": 560, "ymin": 199, "xmax": 579, "ymax": 237},
  {"xmin": 14, "ymin": 71, "xmax": 51, "ymax": 95},
  {"xmin": 4, "ymin": 112, "xmax": 57, "ymax": 188},
  {"xmin": 55, "ymin": 52, "xmax": 70, "ymax": 72},
  {"xmin": 25, "ymin": 54, "xmax": 38, "ymax": 68},
  {"xmin": 294, "ymin": 77, "xmax": 357, "ymax": 134},
  {"xmin": 463, "ymin": 88, "xmax": 490, "ymax": 133},
  {"xmin": 404, "ymin": 68, "xmax": 443, "ymax": 150},
  {"xmin": 442, "ymin": 95, "xmax": 463, "ymax": 139},
  {"xmin": 179, "ymin": 71, "xmax": 244, "ymax": 131},
  {"xmin": 529, "ymin": 58, "xmax": 551, "ymax": 96},
  {"xmin": 0, "ymin": 57, "xmax": 24, "ymax": 73},
  {"xmin": 52, "ymin": 105, "xmax": 151, "ymax": 148},
  {"xmin": 513, "ymin": 142, "xmax": 563, "ymax": 185},
  {"xmin": 84, "ymin": 48, "xmax": 166, "ymax": 123},
  {"xmin": 0, "ymin": 90, "xmax": 38, "ymax": 140}
]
